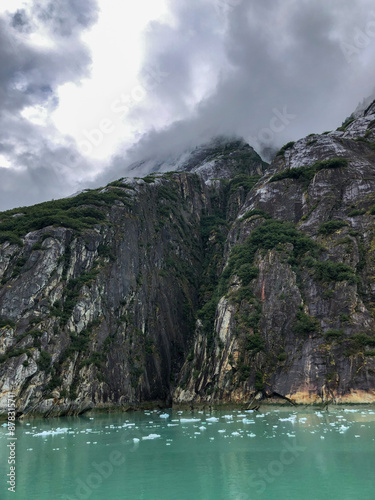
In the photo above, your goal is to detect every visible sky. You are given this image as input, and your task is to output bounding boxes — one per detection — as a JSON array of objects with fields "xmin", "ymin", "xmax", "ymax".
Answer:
[{"xmin": 0, "ymin": 0, "xmax": 374, "ymax": 210}]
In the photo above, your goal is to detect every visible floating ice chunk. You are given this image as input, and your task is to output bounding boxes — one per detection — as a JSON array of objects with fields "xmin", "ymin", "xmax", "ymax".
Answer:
[
  {"xmin": 142, "ymin": 434, "xmax": 161, "ymax": 440},
  {"xmin": 167, "ymin": 424, "xmax": 178, "ymax": 427},
  {"xmin": 231, "ymin": 432, "xmax": 240, "ymax": 436},
  {"xmin": 355, "ymin": 435, "xmax": 360, "ymax": 438},
  {"xmin": 299, "ymin": 418, "xmax": 307, "ymax": 423},
  {"xmin": 237, "ymin": 414, "xmax": 246, "ymax": 417},
  {"xmin": 166, "ymin": 443, "xmax": 171, "ymax": 446},
  {"xmin": 133, "ymin": 438, "xmax": 140, "ymax": 443},
  {"xmin": 286, "ymin": 433, "xmax": 295, "ymax": 437},
  {"xmin": 218, "ymin": 430, "xmax": 225, "ymax": 433},
  {"xmin": 33, "ymin": 428, "xmax": 69, "ymax": 437},
  {"xmin": 247, "ymin": 433, "xmax": 256, "ymax": 438},
  {"xmin": 242, "ymin": 419, "xmax": 255, "ymax": 424},
  {"xmin": 320, "ymin": 436, "xmax": 325, "ymax": 439},
  {"xmin": 159, "ymin": 414, "xmax": 169, "ymax": 419},
  {"xmin": 256, "ymin": 414, "xmax": 265, "ymax": 418},
  {"xmin": 223, "ymin": 415, "xmax": 233, "ymax": 420},
  {"xmin": 344, "ymin": 409, "xmax": 358, "ymax": 413},
  {"xmin": 279, "ymin": 415, "xmax": 297, "ymax": 423},
  {"xmin": 206, "ymin": 417, "xmax": 219, "ymax": 422},
  {"xmin": 180, "ymin": 418, "xmax": 201, "ymax": 423},
  {"xmin": 339, "ymin": 425, "xmax": 349, "ymax": 433},
  {"xmin": 199, "ymin": 426, "xmax": 206, "ymax": 431}
]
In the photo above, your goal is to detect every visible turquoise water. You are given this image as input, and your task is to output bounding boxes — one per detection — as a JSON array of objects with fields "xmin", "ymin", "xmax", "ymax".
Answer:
[{"xmin": 1, "ymin": 407, "xmax": 375, "ymax": 499}]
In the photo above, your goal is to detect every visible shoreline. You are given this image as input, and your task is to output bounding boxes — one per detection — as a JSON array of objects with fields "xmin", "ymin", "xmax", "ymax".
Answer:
[{"xmin": 2, "ymin": 400, "xmax": 375, "ymax": 421}]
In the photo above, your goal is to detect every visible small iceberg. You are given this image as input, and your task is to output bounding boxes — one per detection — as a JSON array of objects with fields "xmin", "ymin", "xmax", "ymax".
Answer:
[
  {"xmin": 206, "ymin": 417, "xmax": 219, "ymax": 423},
  {"xmin": 33, "ymin": 428, "xmax": 69, "ymax": 437},
  {"xmin": 142, "ymin": 434, "xmax": 161, "ymax": 440}
]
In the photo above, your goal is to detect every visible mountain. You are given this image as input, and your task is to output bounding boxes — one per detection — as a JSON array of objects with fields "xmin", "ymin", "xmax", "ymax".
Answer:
[{"xmin": 1, "ymin": 100, "xmax": 375, "ymax": 417}]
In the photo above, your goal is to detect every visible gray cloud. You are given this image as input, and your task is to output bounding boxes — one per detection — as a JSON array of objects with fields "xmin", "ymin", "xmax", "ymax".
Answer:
[
  {"xmin": 96, "ymin": 0, "xmax": 375, "ymax": 185},
  {"xmin": 1, "ymin": 0, "xmax": 375, "ymax": 209},
  {"xmin": 0, "ymin": 0, "xmax": 99, "ymax": 210}
]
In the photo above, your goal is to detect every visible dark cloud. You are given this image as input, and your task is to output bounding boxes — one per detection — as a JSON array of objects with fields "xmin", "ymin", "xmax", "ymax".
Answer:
[
  {"xmin": 98, "ymin": 0, "xmax": 375, "ymax": 184},
  {"xmin": 0, "ymin": 0, "xmax": 99, "ymax": 210},
  {"xmin": 1, "ymin": 0, "xmax": 375, "ymax": 210},
  {"xmin": 33, "ymin": 0, "xmax": 99, "ymax": 37}
]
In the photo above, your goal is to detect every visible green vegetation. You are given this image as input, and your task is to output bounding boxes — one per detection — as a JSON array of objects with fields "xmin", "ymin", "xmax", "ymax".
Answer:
[
  {"xmin": 142, "ymin": 175, "xmax": 156, "ymax": 184},
  {"xmin": 270, "ymin": 158, "xmax": 348, "ymax": 185},
  {"xmin": 227, "ymin": 174, "xmax": 261, "ymax": 196},
  {"xmin": 348, "ymin": 209, "xmax": 366, "ymax": 217},
  {"xmin": 11, "ymin": 256, "xmax": 28, "ymax": 278},
  {"xmin": 293, "ymin": 311, "xmax": 320, "ymax": 337},
  {"xmin": 324, "ymin": 329, "xmax": 345, "ymax": 341},
  {"xmin": 97, "ymin": 243, "xmax": 114, "ymax": 260},
  {"xmin": 31, "ymin": 242, "xmax": 43, "ymax": 251},
  {"xmin": 197, "ymin": 207, "xmax": 229, "ymax": 346},
  {"xmin": 243, "ymin": 209, "xmax": 271, "ymax": 220},
  {"xmin": 108, "ymin": 179, "xmax": 135, "ymax": 189},
  {"xmin": 312, "ymin": 261, "xmax": 357, "ymax": 284},
  {"xmin": 0, "ymin": 317, "xmax": 16, "ymax": 329},
  {"xmin": 306, "ymin": 139, "xmax": 317, "ymax": 146},
  {"xmin": 0, "ymin": 187, "xmax": 132, "ymax": 245},
  {"xmin": 79, "ymin": 352, "xmax": 106, "ymax": 369},
  {"xmin": 318, "ymin": 220, "xmax": 347, "ymax": 235},
  {"xmin": 277, "ymin": 352, "xmax": 287, "ymax": 362},
  {"xmin": 337, "ymin": 116, "xmax": 355, "ymax": 131},
  {"xmin": 237, "ymin": 361, "xmax": 251, "ymax": 382},
  {"xmin": 221, "ymin": 220, "xmax": 318, "ymax": 293},
  {"xmin": 37, "ymin": 351, "xmax": 52, "ymax": 372},
  {"xmin": 339, "ymin": 314, "xmax": 350, "ymax": 322},
  {"xmin": 0, "ymin": 348, "xmax": 30, "ymax": 364},
  {"xmin": 245, "ymin": 332, "xmax": 264, "ymax": 352},
  {"xmin": 53, "ymin": 269, "xmax": 100, "ymax": 326},
  {"xmin": 45, "ymin": 372, "xmax": 63, "ymax": 393},
  {"xmin": 255, "ymin": 371, "xmax": 264, "ymax": 391},
  {"xmin": 156, "ymin": 182, "xmax": 179, "ymax": 218},
  {"xmin": 237, "ymin": 264, "xmax": 259, "ymax": 286},
  {"xmin": 276, "ymin": 141, "xmax": 295, "ymax": 157},
  {"xmin": 343, "ymin": 333, "xmax": 375, "ymax": 356},
  {"xmin": 157, "ymin": 184, "xmax": 178, "ymax": 203}
]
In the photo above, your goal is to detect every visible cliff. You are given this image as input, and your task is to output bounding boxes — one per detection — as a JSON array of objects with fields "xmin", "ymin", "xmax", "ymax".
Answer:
[{"xmin": 1, "ymin": 102, "xmax": 375, "ymax": 417}]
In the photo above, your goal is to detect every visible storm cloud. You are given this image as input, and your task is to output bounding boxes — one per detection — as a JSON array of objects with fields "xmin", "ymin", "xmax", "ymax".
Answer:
[
  {"xmin": 95, "ymin": 0, "xmax": 375, "ymax": 186},
  {"xmin": 1, "ymin": 0, "xmax": 375, "ymax": 209},
  {"xmin": 0, "ymin": 0, "xmax": 99, "ymax": 210}
]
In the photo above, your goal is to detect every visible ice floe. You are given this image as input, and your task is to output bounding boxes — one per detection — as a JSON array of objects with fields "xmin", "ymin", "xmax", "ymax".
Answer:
[
  {"xmin": 142, "ymin": 434, "xmax": 161, "ymax": 440},
  {"xmin": 33, "ymin": 428, "xmax": 69, "ymax": 437}
]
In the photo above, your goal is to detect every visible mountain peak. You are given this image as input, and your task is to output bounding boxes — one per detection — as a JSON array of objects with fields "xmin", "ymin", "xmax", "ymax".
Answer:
[{"xmin": 129, "ymin": 135, "xmax": 268, "ymax": 182}]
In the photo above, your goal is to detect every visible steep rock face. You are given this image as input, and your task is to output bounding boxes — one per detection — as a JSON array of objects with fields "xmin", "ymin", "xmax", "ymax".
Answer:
[
  {"xmin": 0, "ymin": 174, "xmax": 208, "ymax": 416},
  {"xmin": 0, "ymin": 144, "xmax": 267, "ymax": 417},
  {"xmin": 2, "ymin": 101, "xmax": 375, "ymax": 417},
  {"xmin": 174, "ymin": 101, "xmax": 375, "ymax": 406}
]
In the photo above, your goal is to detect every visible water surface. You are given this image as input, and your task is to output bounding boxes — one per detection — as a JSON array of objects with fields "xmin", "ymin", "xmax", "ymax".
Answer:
[{"xmin": 1, "ymin": 407, "xmax": 374, "ymax": 499}]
